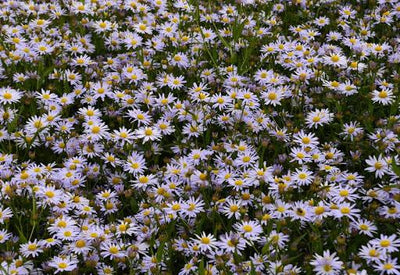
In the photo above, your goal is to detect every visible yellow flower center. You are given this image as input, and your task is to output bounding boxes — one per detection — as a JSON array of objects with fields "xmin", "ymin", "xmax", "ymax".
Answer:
[
  {"xmin": 330, "ymin": 55, "xmax": 339, "ymax": 62},
  {"xmin": 384, "ymin": 263, "xmax": 394, "ymax": 270},
  {"xmin": 139, "ymin": 176, "xmax": 149, "ymax": 184},
  {"xmin": 380, "ymin": 240, "xmax": 391, "ymax": 247},
  {"xmin": 201, "ymin": 237, "xmax": 210, "ymax": 244},
  {"xmin": 374, "ymin": 162, "xmax": 383, "ymax": 169},
  {"xmin": 378, "ymin": 91, "xmax": 388, "ymax": 98},
  {"xmin": 315, "ymin": 206, "xmax": 325, "ymax": 215},
  {"xmin": 109, "ymin": 246, "xmax": 119, "ymax": 254},
  {"xmin": 359, "ymin": 224, "xmax": 369, "ymax": 230},
  {"xmin": 45, "ymin": 191, "xmax": 55, "ymax": 198},
  {"xmin": 243, "ymin": 225, "xmax": 253, "ymax": 232},
  {"xmin": 298, "ymin": 173, "xmax": 307, "ymax": 180},
  {"xmin": 58, "ymin": 262, "xmax": 68, "ymax": 269},
  {"xmin": 340, "ymin": 207, "xmax": 350, "ymax": 214},
  {"xmin": 3, "ymin": 93, "xmax": 12, "ymax": 100},
  {"xmin": 76, "ymin": 240, "xmax": 86, "ymax": 248},
  {"xmin": 27, "ymin": 244, "xmax": 37, "ymax": 251}
]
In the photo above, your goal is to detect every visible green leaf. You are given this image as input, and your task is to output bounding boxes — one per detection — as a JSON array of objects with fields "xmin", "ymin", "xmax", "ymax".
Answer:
[
  {"xmin": 261, "ymin": 242, "xmax": 270, "ymax": 255},
  {"xmin": 199, "ymin": 258, "xmax": 205, "ymax": 275},
  {"xmin": 156, "ymin": 241, "xmax": 165, "ymax": 262},
  {"xmin": 250, "ymin": 262, "xmax": 257, "ymax": 275},
  {"xmin": 391, "ymin": 157, "xmax": 400, "ymax": 177}
]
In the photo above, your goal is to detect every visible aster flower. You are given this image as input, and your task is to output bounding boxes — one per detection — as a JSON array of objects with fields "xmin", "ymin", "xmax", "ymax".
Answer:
[
  {"xmin": 49, "ymin": 256, "xmax": 78, "ymax": 274},
  {"xmin": 100, "ymin": 242, "xmax": 126, "ymax": 260},
  {"xmin": 372, "ymin": 89, "xmax": 395, "ymax": 105},
  {"xmin": 234, "ymin": 220, "xmax": 262, "ymax": 240},
  {"xmin": 366, "ymin": 155, "xmax": 389, "ymax": 178},
  {"xmin": 0, "ymin": 87, "xmax": 22, "ymax": 104},
  {"xmin": 20, "ymin": 240, "xmax": 43, "ymax": 258},
  {"xmin": 310, "ymin": 250, "xmax": 344, "ymax": 275},
  {"xmin": 135, "ymin": 127, "xmax": 161, "ymax": 142},
  {"xmin": 370, "ymin": 235, "xmax": 400, "ymax": 253},
  {"xmin": 306, "ymin": 108, "xmax": 334, "ymax": 128},
  {"xmin": 193, "ymin": 232, "xmax": 217, "ymax": 253}
]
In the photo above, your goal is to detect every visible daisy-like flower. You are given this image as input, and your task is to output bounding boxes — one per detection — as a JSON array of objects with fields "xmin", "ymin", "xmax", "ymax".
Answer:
[
  {"xmin": 329, "ymin": 186, "xmax": 358, "ymax": 203},
  {"xmin": 113, "ymin": 127, "xmax": 135, "ymax": 145},
  {"xmin": 20, "ymin": 240, "xmax": 43, "ymax": 258},
  {"xmin": 262, "ymin": 89, "xmax": 283, "ymax": 106},
  {"xmin": 96, "ymin": 189, "xmax": 117, "ymax": 202},
  {"xmin": 306, "ymin": 108, "xmax": 334, "ymax": 128},
  {"xmin": 293, "ymin": 130, "xmax": 319, "ymax": 148},
  {"xmin": 234, "ymin": 150, "xmax": 258, "ymax": 168},
  {"xmin": 97, "ymin": 264, "xmax": 115, "ymax": 275},
  {"xmin": 324, "ymin": 53, "xmax": 347, "ymax": 67},
  {"xmin": 170, "ymin": 52, "xmax": 190, "ymax": 68},
  {"xmin": 221, "ymin": 198, "xmax": 242, "ymax": 219},
  {"xmin": 64, "ymin": 69, "xmax": 81, "ymax": 85},
  {"xmin": 100, "ymin": 242, "xmax": 126, "ymax": 260},
  {"xmin": 217, "ymin": 232, "xmax": 247, "ymax": 254},
  {"xmin": 359, "ymin": 244, "xmax": 385, "ymax": 263},
  {"xmin": 293, "ymin": 168, "xmax": 314, "ymax": 186},
  {"xmin": 291, "ymin": 202, "xmax": 312, "ymax": 222},
  {"xmin": 332, "ymin": 202, "xmax": 361, "ymax": 220},
  {"xmin": 115, "ymin": 221, "xmax": 137, "ymax": 237},
  {"xmin": 0, "ymin": 206, "xmax": 13, "ymax": 223},
  {"xmin": 370, "ymin": 235, "xmax": 400, "ymax": 253},
  {"xmin": 168, "ymin": 75, "xmax": 186, "ymax": 90},
  {"xmin": 193, "ymin": 232, "xmax": 217, "ymax": 253},
  {"xmin": 0, "ymin": 87, "xmax": 22, "ymax": 104},
  {"xmin": 365, "ymin": 155, "xmax": 389, "ymax": 178},
  {"xmin": 156, "ymin": 119, "xmax": 175, "ymax": 135},
  {"xmin": 34, "ymin": 41, "xmax": 54, "ymax": 55},
  {"xmin": 73, "ymin": 54, "xmax": 92, "ymax": 67},
  {"xmin": 0, "ymin": 229, "xmax": 11, "ymax": 243},
  {"xmin": 101, "ymin": 199, "xmax": 119, "ymax": 215},
  {"xmin": 135, "ymin": 127, "xmax": 161, "ymax": 142},
  {"xmin": 127, "ymin": 109, "xmax": 152, "ymax": 126},
  {"xmin": 234, "ymin": 220, "xmax": 262, "ymax": 240},
  {"xmin": 351, "ymin": 219, "xmax": 377, "ymax": 237},
  {"xmin": 93, "ymin": 20, "xmax": 113, "ymax": 33},
  {"xmin": 38, "ymin": 185, "xmax": 62, "ymax": 205},
  {"xmin": 378, "ymin": 205, "xmax": 400, "ymax": 219},
  {"xmin": 48, "ymin": 256, "xmax": 78, "ymax": 274},
  {"xmin": 314, "ymin": 16, "xmax": 330, "ymax": 27},
  {"xmin": 182, "ymin": 196, "xmax": 205, "ymax": 218},
  {"xmin": 179, "ymin": 260, "xmax": 198, "ymax": 275},
  {"xmin": 124, "ymin": 152, "xmax": 146, "ymax": 175},
  {"xmin": 373, "ymin": 258, "xmax": 400, "ymax": 275},
  {"xmin": 70, "ymin": 238, "xmax": 92, "ymax": 255},
  {"xmin": 268, "ymin": 230, "xmax": 290, "ymax": 249},
  {"xmin": 371, "ymin": 89, "xmax": 395, "ymax": 105},
  {"xmin": 312, "ymin": 202, "xmax": 331, "ymax": 220},
  {"xmin": 310, "ymin": 250, "xmax": 344, "ymax": 275},
  {"xmin": 56, "ymin": 226, "xmax": 79, "ymax": 241},
  {"xmin": 290, "ymin": 147, "xmax": 311, "ymax": 164},
  {"xmin": 254, "ymin": 69, "xmax": 272, "ymax": 85},
  {"xmin": 132, "ymin": 174, "xmax": 158, "ymax": 190},
  {"xmin": 341, "ymin": 122, "xmax": 363, "ymax": 141}
]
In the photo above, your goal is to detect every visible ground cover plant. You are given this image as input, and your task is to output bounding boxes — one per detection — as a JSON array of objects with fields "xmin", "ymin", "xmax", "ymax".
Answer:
[{"xmin": 0, "ymin": 0, "xmax": 399, "ymax": 274}]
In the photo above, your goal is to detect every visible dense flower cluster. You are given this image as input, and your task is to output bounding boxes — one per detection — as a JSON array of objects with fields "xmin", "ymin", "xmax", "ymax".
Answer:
[{"xmin": 0, "ymin": 0, "xmax": 399, "ymax": 274}]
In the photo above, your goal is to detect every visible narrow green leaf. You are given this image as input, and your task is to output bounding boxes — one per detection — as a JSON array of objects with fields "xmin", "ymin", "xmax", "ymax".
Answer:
[
  {"xmin": 391, "ymin": 157, "xmax": 400, "ymax": 176},
  {"xmin": 199, "ymin": 258, "xmax": 205, "ymax": 275},
  {"xmin": 156, "ymin": 241, "xmax": 165, "ymax": 262}
]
